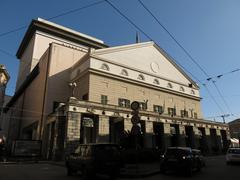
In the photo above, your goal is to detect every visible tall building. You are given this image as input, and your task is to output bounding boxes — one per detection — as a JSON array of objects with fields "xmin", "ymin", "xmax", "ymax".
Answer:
[{"xmin": 4, "ymin": 18, "xmax": 229, "ymax": 159}]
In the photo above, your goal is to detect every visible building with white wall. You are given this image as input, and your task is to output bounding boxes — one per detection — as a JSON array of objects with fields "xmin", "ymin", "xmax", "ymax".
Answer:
[{"xmin": 4, "ymin": 18, "xmax": 229, "ymax": 159}]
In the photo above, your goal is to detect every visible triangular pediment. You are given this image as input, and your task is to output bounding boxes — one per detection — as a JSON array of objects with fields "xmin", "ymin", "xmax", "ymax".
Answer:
[{"xmin": 92, "ymin": 41, "xmax": 198, "ymax": 88}]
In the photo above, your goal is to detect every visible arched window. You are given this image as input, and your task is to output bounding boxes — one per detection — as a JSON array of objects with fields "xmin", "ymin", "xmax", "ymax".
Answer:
[
  {"xmin": 180, "ymin": 86, "xmax": 185, "ymax": 92},
  {"xmin": 167, "ymin": 82, "xmax": 173, "ymax": 88},
  {"xmin": 121, "ymin": 69, "xmax": 128, "ymax": 76},
  {"xmin": 138, "ymin": 74, "xmax": 145, "ymax": 81},
  {"xmin": 153, "ymin": 79, "xmax": 160, "ymax": 85},
  {"xmin": 100, "ymin": 63, "xmax": 110, "ymax": 71},
  {"xmin": 191, "ymin": 90, "xmax": 195, "ymax": 95}
]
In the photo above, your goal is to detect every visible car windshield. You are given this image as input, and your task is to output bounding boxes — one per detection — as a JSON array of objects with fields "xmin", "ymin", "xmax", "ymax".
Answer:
[
  {"xmin": 95, "ymin": 145, "xmax": 118, "ymax": 152},
  {"xmin": 95, "ymin": 145, "xmax": 119, "ymax": 159},
  {"xmin": 228, "ymin": 149, "xmax": 240, "ymax": 154},
  {"xmin": 166, "ymin": 148, "xmax": 191, "ymax": 157}
]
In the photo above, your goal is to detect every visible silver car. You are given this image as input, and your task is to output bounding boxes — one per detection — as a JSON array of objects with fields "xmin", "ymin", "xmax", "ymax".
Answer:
[{"xmin": 226, "ymin": 148, "xmax": 240, "ymax": 164}]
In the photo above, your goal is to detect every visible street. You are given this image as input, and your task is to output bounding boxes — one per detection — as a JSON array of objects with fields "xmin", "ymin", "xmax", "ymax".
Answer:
[{"xmin": 0, "ymin": 156, "xmax": 239, "ymax": 180}]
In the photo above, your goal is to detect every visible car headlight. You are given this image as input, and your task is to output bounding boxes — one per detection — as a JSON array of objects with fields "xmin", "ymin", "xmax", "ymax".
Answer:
[{"xmin": 182, "ymin": 155, "xmax": 191, "ymax": 159}]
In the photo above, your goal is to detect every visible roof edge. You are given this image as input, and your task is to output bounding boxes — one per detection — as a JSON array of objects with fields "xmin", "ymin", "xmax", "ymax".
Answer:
[{"xmin": 16, "ymin": 18, "xmax": 108, "ymax": 59}]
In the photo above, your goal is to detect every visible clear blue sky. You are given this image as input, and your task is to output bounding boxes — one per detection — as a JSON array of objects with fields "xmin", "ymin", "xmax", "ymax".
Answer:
[{"xmin": 1, "ymin": 0, "xmax": 240, "ymax": 123}]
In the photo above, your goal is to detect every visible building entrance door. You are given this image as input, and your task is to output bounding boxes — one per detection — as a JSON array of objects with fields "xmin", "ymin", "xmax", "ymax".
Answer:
[
  {"xmin": 109, "ymin": 117, "xmax": 124, "ymax": 144},
  {"xmin": 170, "ymin": 124, "xmax": 180, "ymax": 147},
  {"xmin": 198, "ymin": 127, "xmax": 208, "ymax": 154},
  {"xmin": 80, "ymin": 114, "xmax": 98, "ymax": 144},
  {"xmin": 153, "ymin": 122, "xmax": 164, "ymax": 151},
  {"xmin": 220, "ymin": 130, "xmax": 228, "ymax": 152},
  {"xmin": 210, "ymin": 128, "xmax": 219, "ymax": 153},
  {"xmin": 185, "ymin": 126, "xmax": 195, "ymax": 148}
]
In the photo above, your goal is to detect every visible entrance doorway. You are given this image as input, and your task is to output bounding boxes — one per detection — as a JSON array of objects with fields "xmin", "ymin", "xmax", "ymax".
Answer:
[
  {"xmin": 221, "ymin": 130, "xmax": 228, "ymax": 152},
  {"xmin": 198, "ymin": 127, "xmax": 208, "ymax": 154},
  {"xmin": 210, "ymin": 129, "xmax": 219, "ymax": 153},
  {"xmin": 185, "ymin": 126, "xmax": 195, "ymax": 148},
  {"xmin": 109, "ymin": 117, "xmax": 124, "ymax": 144},
  {"xmin": 170, "ymin": 124, "xmax": 180, "ymax": 147},
  {"xmin": 153, "ymin": 122, "xmax": 165, "ymax": 151},
  {"xmin": 80, "ymin": 114, "xmax": 98, "ymax": 144}
]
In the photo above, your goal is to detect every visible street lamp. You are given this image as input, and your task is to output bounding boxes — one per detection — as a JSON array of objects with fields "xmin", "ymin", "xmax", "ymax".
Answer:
[{"xmin": 68, "ymin": 82, "xmax": 77, "ymax": 97}]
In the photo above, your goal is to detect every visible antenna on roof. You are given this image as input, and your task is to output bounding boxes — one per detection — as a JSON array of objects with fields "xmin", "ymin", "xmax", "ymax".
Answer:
[{"xmin": 136, "ymin": 32, "xmax": 140, "ymax": 43}]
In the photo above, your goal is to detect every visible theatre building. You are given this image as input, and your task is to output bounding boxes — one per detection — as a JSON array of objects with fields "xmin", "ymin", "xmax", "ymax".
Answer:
[{"xmin": 4, "ymin": 18, "xmax": 229, "ymax": 160}]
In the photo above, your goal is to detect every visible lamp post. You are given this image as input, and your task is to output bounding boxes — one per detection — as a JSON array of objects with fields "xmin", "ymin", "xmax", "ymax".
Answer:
[{"xmin": 68, "ymin": 82, "xmax": 77, "ymax": 97}]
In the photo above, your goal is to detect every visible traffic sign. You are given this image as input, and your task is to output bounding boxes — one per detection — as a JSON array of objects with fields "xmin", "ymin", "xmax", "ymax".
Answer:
[
  {"xmin": 131, "ymin": 115, "xmax": 140, "ymax": 124},
  {"xmin": 131, "ymin": 101, "xmax": 140, "ymax": 111}
]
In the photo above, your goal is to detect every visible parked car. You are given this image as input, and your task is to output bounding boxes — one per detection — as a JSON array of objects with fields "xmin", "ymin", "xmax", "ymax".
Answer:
[
  {"xmin": 226, "ymin": 148, "xmax": 240, "ymax": 164},
  {"xmin": 0, "ymin": 137, "xmax": 7, "ymax": 162},
  {"xmin": 160, "ymin": 147, "xmax": 203, "ymax": 176},
  {"xmin": 65, "ymin": 143, "xmax": 122, "ymax": 179},
  {"xmin": 192, "ymin": 149, "xmax": 206, "ymax": 167}
]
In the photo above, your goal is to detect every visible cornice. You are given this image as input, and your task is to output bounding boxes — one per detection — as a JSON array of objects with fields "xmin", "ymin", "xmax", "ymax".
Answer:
[
  {"xmin": 88, "ymin": 68, "xmax": 202, "ymax": 101},
  {"xmin": 16, "ymin": 19, "xmax": 108, "ymax": 59},
  {"xmin": 90, "ymin": 55, "xmax": 199, "ymax": 90}
]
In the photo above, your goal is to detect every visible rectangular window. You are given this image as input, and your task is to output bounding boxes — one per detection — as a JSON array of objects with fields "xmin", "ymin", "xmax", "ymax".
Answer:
[
  {"xmin": 168, "ymin": 107, "xmax": 176, "ymax": 116},
  {"xmin": 101, "ymin": 95, "xmax": 108, "ymax": 105},
  {"xmin": 180, "ymin": 110, "xmax": 189, "ymax": 118},
  {"xmin": 118, "ymin": 98, "xmax": 130, "ymax": 108},
  {"xmin": 194, "ymin": 112, "xmax": 198, "ymax": 119},
  {"xmin": 153, "ymin": 105, "xmax": 163, "ymax": 113},
  {"xmin": 139, "ymin": 102, "xmax": 147, "ymax": 111}
]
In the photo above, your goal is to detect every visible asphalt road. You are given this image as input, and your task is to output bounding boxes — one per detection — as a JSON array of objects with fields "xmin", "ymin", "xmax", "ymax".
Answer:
[
  {"xmin": 0, "ymin": 156, "xmax": 239, "ymax": 180},
  {"xmin": 136, "ymin": 156, "xmax": 240, "ymax": 180}
]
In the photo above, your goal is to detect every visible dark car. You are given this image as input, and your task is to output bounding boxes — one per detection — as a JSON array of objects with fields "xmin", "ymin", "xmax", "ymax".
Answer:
[
  {"xmin": 0, "ymin": 137, "xmax": 7, "ymax": 162},
  {"xmin": 160, "ymin": 147, "xmax": 203, "ymax": 176},
  {"xmin": 65, "ymin": 143, "xmax": 122, "ymax": 179},
  {"xmin": 192, "ymin": 149, "xmax": 206, "ymax": 167}
]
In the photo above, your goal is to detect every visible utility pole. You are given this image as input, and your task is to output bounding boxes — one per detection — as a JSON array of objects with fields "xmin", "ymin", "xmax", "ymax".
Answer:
[{"xmin": 220, "ymin": 114, "xmax": 230, "ymax": 124}]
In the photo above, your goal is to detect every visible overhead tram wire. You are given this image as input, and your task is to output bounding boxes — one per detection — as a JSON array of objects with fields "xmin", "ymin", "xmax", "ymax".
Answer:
[
  {"xmin": 212, "ymin": 81, "xmax": 233, "ymax": 115},
  {"xmin": 202, "ymin": 84, "xmax": 225, "ymax": 115},
  {"xmin": 0, "ymin": 48, "xmax": 15, "ymax": 58},
  {"xmin": 137, "ymin": 0, "xmax": 210, "ymax": 77},
  {"xmin": 104, "ymin": 0, "xmax": 226, "ymax": 117},
  {"xmin": 0, "ymin": 0, "xmax": 106, "ymax": 38},
  {"xmin": 137, "ymin": 0, "xmax": 233, "ymax": 117},
  {"xmin": 202, "ymin": 68, "xmax": 240, "ymax": 82},
  {"xmin": 104, "ymin": 0, "xmax": 152, "ymax": 40}
]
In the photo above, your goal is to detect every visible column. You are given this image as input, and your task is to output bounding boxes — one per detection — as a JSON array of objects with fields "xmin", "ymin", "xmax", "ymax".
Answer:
[
  {"xmin": 164, "ymin": 123, "xmax": 171, "ymax": 148},
  {"xmin": 98, "ymin": 115, "xmax": 110, "ymax": 143},
  {"xmin": 179, "ymin": 125, "xmax": 186, "ymax": 147},
  {"xmin": 205, "ymin": 128, "xmax": 211, "ymax": 154},
  {"xmin": 216, "ymin": 129, "xmax": 222, "ymax": 153},
  {"xmin": 124, "ymin": 118, "xmax": 132, "ymax": 132},
  {"xmin": 65, "ymin": 112, "xmax": 81, "ymax": 155},
  {"xmin": 193, "ymin": 126, "xmax": 199, "ymax": 149}
]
